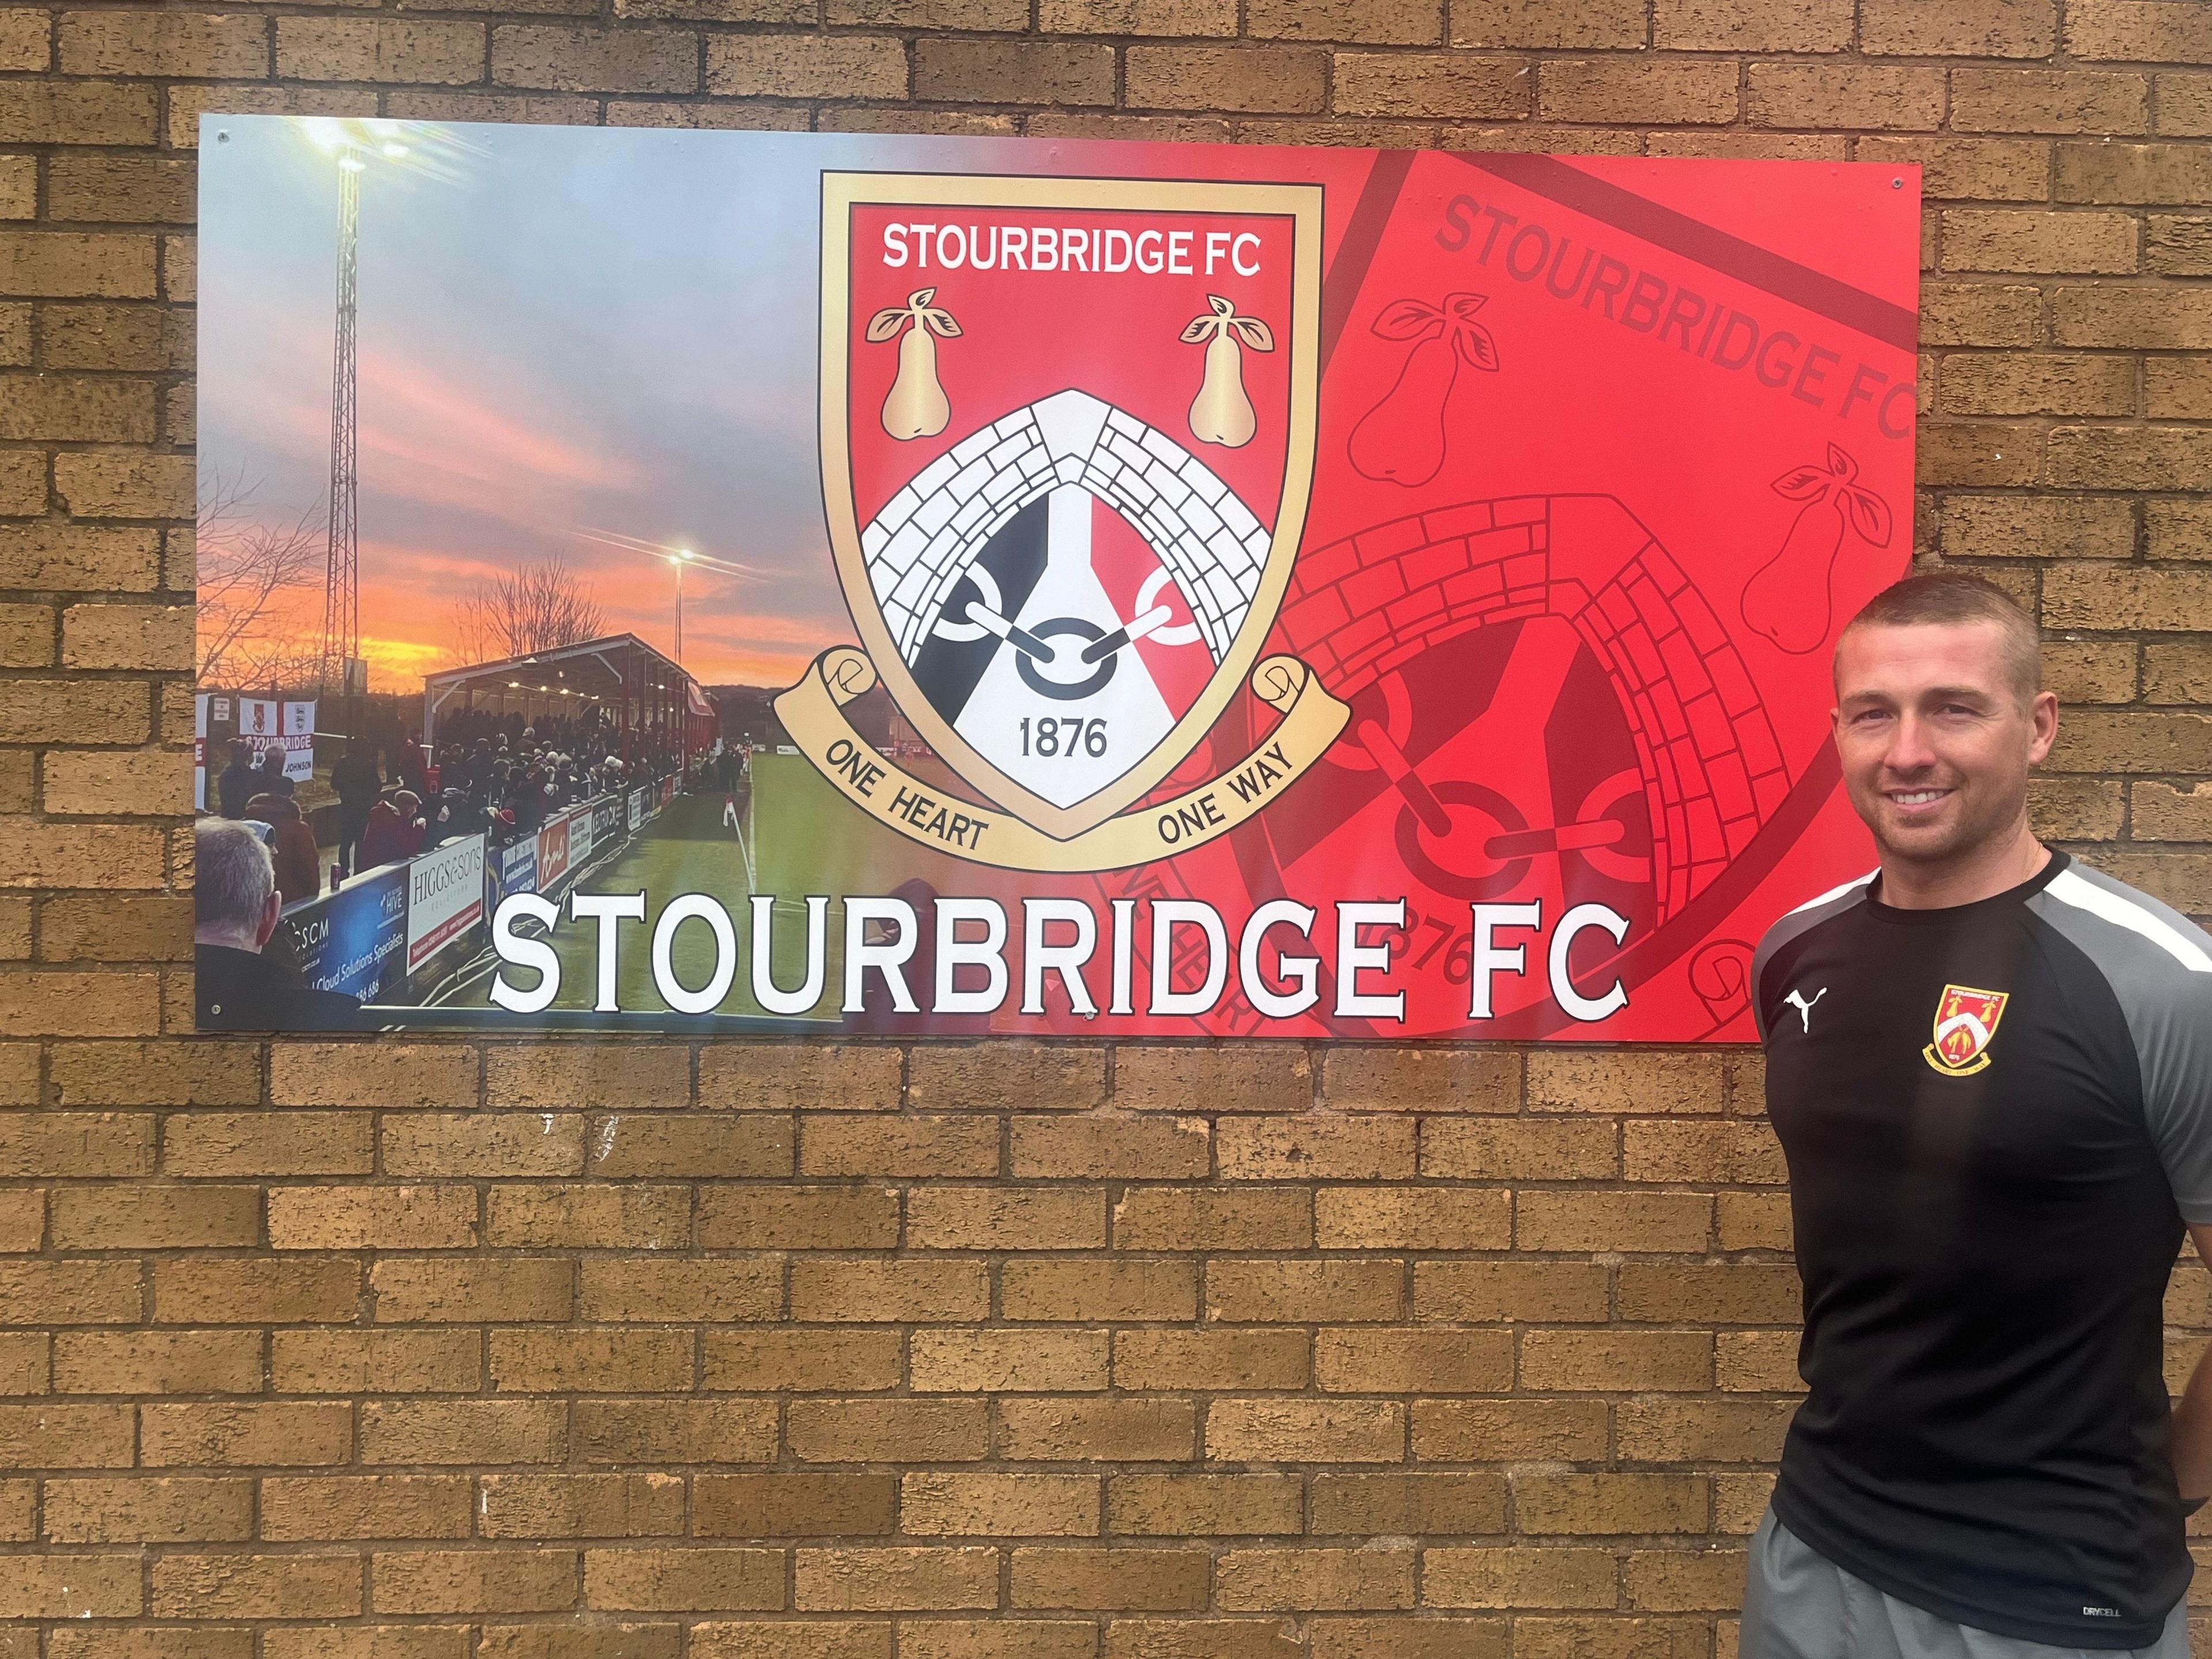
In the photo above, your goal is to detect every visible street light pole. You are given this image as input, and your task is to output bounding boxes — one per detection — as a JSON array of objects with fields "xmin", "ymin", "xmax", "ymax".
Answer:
[{"xmin": 672, "ymin": 549, "xmax": 694, "ymax": 665}]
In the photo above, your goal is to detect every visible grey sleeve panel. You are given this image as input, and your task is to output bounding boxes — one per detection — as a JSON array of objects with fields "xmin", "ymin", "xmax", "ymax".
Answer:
[
  {"xmin": 2030, "ymin": 863, "xmax": 2212, "ymax": 1222},
  {"xmin": 1749, "ymin": 871, "xmax": 1876, "ymax": 1044}
]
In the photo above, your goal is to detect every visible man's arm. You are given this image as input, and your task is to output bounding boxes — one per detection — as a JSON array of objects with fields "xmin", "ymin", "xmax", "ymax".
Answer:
[{"xmin": 2172, "ymin": 1222, "xmax": 2212, "ymax": 1503}]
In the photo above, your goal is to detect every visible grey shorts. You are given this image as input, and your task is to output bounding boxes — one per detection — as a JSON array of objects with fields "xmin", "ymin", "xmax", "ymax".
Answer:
[{"xmin": 1741, "ymin": 1508, "xmax": 2191, "ymax": 1659}]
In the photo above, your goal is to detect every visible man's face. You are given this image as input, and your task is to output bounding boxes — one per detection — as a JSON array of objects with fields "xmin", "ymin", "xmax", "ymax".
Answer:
[{"xmin": 1831, "ymin": 620, "xmax": 2056, "ymax": 866}]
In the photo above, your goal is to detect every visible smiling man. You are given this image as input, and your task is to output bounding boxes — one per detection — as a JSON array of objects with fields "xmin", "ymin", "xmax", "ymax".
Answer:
[{"xmin": 1743, "ymin": 574, "xmax": 2212, "ymax": 1657}]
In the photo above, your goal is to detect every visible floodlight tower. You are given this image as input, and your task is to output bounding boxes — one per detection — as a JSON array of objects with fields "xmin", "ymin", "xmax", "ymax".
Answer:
[{"xmin": 321, "ymin": 146, "xmax": 363, "ymax": 694}]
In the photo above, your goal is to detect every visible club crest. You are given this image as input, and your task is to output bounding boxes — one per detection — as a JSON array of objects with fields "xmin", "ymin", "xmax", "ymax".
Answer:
[
  {"xmin": 1923, "ymin": 983, "xmax": 2008, "ymax": 1075},
  {"xmin": 779, "ymin": 170, "xmax": 1346, "ymax": 870}
]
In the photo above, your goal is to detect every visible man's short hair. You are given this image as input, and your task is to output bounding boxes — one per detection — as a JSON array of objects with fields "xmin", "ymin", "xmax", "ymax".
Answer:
[
  {"xmin": 1838, "ymin": 571, "xmax": 2042, "ymax": 706},
  {"xmin": 196, "ymin": 817, "xmax": 274, "ymax": 935}
]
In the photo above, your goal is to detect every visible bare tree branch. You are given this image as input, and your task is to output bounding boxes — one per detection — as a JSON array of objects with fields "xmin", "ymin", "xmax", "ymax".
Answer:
[
  {"xmin": 450, "ymin": 554, "xmax": 606, "ymax": 665},
  {"xmin": 196, "ymin": 465, "xmax": 325, "ymax": 686}
]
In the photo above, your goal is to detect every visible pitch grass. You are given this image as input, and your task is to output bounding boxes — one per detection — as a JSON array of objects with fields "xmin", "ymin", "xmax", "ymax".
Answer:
[{"xmin": 452, "ymin": 755, "xmax": 1003, "ymax": 1019}]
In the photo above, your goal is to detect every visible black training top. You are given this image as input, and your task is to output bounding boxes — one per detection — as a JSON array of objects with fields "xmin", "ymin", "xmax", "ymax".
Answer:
[{"xmin": 1752, "ymin": 849, "xmax": 2212, "ymax": 1649}]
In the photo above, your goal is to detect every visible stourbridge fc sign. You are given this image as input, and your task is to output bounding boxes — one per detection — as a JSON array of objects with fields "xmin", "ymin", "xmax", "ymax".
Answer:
[{"xmin": 198, "ymin": 124, "xmax": 1919, "ymax": 1040}]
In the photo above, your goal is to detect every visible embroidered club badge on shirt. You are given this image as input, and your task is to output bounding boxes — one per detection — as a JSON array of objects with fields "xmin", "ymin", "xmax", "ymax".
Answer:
[{"xmin": 1923, "ymin": 983, "xmax": 2009, "ymax": 1076}]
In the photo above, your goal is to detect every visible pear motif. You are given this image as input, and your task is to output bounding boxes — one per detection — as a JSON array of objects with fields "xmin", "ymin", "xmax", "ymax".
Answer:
[
  {"xmin": 1181, "ymin": 295, "xmax": 1274, "ymax": 449},
  {"xmin": 868, "ymin": 287, "xmax": 962, "ymax": 441}
]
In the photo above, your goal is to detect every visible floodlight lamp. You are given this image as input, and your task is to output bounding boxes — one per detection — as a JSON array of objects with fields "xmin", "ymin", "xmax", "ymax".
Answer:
[{"xmin": 338, "ymin": 154, "xmax": 366, "ymax": 173}]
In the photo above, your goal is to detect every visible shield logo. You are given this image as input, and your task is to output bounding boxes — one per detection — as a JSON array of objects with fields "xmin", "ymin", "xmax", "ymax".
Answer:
[
  {"xmin": 819, "ymin": 171, "xmax": 1323, "ymax": 841},
  {"xmin": 1923, "ymin": 983, "xmax": 2009, "ymax": 1075}
]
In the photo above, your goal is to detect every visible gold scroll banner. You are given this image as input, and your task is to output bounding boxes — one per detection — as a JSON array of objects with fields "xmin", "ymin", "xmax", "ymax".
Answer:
[{"xmin": 774, "ymin": 646, "xmax": 1350, "ymax": 872}]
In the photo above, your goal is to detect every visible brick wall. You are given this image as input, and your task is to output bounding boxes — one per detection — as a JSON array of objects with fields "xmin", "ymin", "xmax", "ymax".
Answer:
[{"xmin": 3, "ymin": 0, "xmax": 2211, "ymax": 1654}]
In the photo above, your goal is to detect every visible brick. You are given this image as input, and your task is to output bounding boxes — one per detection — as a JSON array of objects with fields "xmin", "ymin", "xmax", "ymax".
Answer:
[
  {"xmin": 916, "ymin": 40, "xmax": 1113, "ymax": 105},
  {"xmin": 1015, "ymin": 1116, "xmax": 1209, "ymax": 1179},
  {"xmin": 2050, "ymin": 564, "xmax": 2212, "ymax": 630},
  {"xmin": 2134, "ymin": 782, "xmax": 2212, "ymax": 841},
  {"xmin": 1516, "ymin": 1473, "xmax": 1707, "ymax": 1535},
  {"xmin": 1107, "ymin": 1474, "xmax": 1300, "ymax": 1535},
  {"xmin": 0, "ymin": 1111, "xmax": 154, "ymax": 1175},
  {"xmin": 1918, "ymin": 419, "xmax": 2041, "ymax": 486},
  {"xmin": 791, "ymin": 1257, "xmax": 987, "ymax": 1323},
  {"xmin": 1112, "ymin": 1328, "xmax": 1309, "ymax": 1391},
  {"xmin": 1654, "ymin": 0, "xmax": 1849, "ymax": 51},
  {"xmin": 1012, "ymin": 1546, "xmax": 1209, "ymax": 1610},
  {"xmin": 585, "ymin": 1546, "xmax": 784, "ymax": 1610},
  {"xmin": 269, "ymin": 1185, "xmax": 478, "ymax": 1250},
  {"xmin": 498, "ymin": 24, "xmax": 694, "ymax": 92},
  {"xmin": 2149, "ymin": 500, "xmax": 2212, "ymax": 559},
  {"xmin": 796, "ymin": 1546, "xmax": 997, "ymax": 1611},
  {"xmin": 1001, "ymin": 1257, "xmax": 1195, "ymax": 1323},
  {"xmin": 1504, "ymin": 1620, "xmax": 1710, "ymax": 1659},
  {"xmin": 487, "ymin": 1184, "xmax": 689, "ymax": 1248},
  {"xmin": 0, "ymin": 821, "xmax": 162, "ymax": 891},
  {"xmin": 699, "ymin": 1044, "xmax": 899, "ymax": 1110},
  {"xmin": 139, "ymin": 1402, "xmax": 350, "ymax": 1468},
  {"xmin": 2148, "ymin": 357, "xmax": 2212, "ymax": 418},
  {"xmin": 699, "ymin": 1185, "xmax": 899, "ymax": 1249},
  {"xmin": 1113, "ymin": 1046, "xmax": 1310, "ymax": 1112},
  {"xmin": 592, "ymin": 1113, "xmax": 792, "ymax": 1176},
  {"xmin": 1314, "ymin": 1187, "xmax": 1510, "ymax": 1249},
  {"xmin": 1331, "ymin": 54, "xmax": 1527, "ymax": 118},
  {"xmin": 373, "ymin": 1550, "xmax": 579, "ymax": 1615},
  {"xmin": 273, "ymin": 1330, "xmax": 480, "ymax": 1394},
  {"xmin": 166, "ymin": 1112, "xmax": 372, "ymax": 1176},
  {"xmin": 384, "ymin": 1112, "xmax": 585, "ymax": 1175},
  {"xmin": 1449, "ymin": 0, "xmax": 1643, "ymax": 45},
  {"xmin": 370, "ymin": 1257, "xmax": 574, "ymax": 1323},
  {"xmin": 1002, "ymin": 1399, "xmax": 1196, "ymax": 1463},
  {"xmin": 57, "ymin": 11, "xmax": 264, "ymax": 75},
  {"xmin": 787, "ymin": 1397, "xmax": 986, "ymax": 1463},
  {"xmin": 1950, "ymin": 67, "xmax": 2143, "ymax": 132},
  {"xmin": 1102, "ymin": 1623, "xmax": 1305, "ymax": 1659},
  {"xmin": 1521, "ymin": 1330, "xmax": 1713, "ymax": 1391},
  {"xmin": 906, "ymin": 1044, "xmax": 1103, "ymax": 1112},
  {"xmin": 361, "ymin": 1401, "xmax": 567, "ymax": 1467},
  {"xmin": 1615, "ymin": 1399, "xmax": 1794, "ymax": 1462},
  {"xmin": 1217, "ymin": 1546, "xmax": 1415, "ymax": 1610},
  {"xmin": 1716, "ymin": 1329, "xmax": 1804, "ymax": 1392},
  {"xmin": 690, "ymin": 1626, "xmax": 888, "ymax": 1659},
  {"xmin": 1861, "ymin": 0, "xmax": 2053, "ymax": 55},
  {"xmin": 903, "ymin": 1472, "xmax": 1100, "ymax": 1537},
  {"xmin": 695, "ymin": 1472, "xmax": 896, "ymax": 1537},
  {"xmin": 0, "ymin": 1188, "xmax": 36, "ymax": 1251},
  {"xmin": 1529, "ymin": 1050, "xmax": 1721, "ymax": 1115},
  {"xmin": 2146, "ymin": 641, "xmax": 2212, "ymax": 702},
  {"xmin": 1251, "ymin": 0, "xmax": 1438, "ymax": 40},
  {"xmin": 1941, "ymin": 210, "xmax": 2137, "ymax": 274},
  {"xmin": 0, "ymin": 1260, "xmax": 139, "ymax": 1325},
  {"xmin": 1412, "ymin": 1261, "xmax": 1611, "ymax": 1324},
  {"xmin": 154, "ymin": 1256, "xmax": 357, "ymax": 1324},
  {"xmin": 803, "ymin": 1113, "xmax": 999, "ymax": 1176},
  {"xmin": 271, "ymin": 1043, "xmax": 476, "ymax": 1107},
  {"xmin": 1420, "ymin": 1118, "xmax": 1616, "ymax": 1179},
  {"xmin": 1207, "ymin": 1258, "xmax": 1405, "ymax": 1323},
  {"xmin": 41, "ymin": 749, "xmax": 194, "ymax": 817},
  {"xmin": 2047, "ymin": 426, "xmax": 2212, "ymax": 490},
  {"xmin": 477, "ymin": 1632, "xmax": 677, "ymax": 1659},
  {"xmin": 1856, "ymin": 137, "xmax": 2047, "ymax": 202},
  {"xmin": 912, "ymin": 1329, "xmax": 1108, "ymax": 1393},
  {"xmin": 581, "ymin": 1257, "xmax": 780, "ymax": 1321},
  {"xmin": 52, "ymin": 1331, "xmax": 260, "ymax": 1395},
  {"xmin": 1539, "ymin": 59, "xmax": 1738, "ymax": 123},
  {"xmin": 0, "ymin": 1402, "xmax": 128, "ymax": 1465},
  {"xmin": 41, "ymin": 895, "xmax": 192, "ymax": 961},
  {"xmin": 1309, "ymin": 1619, "xmax": 1510, "ymax": 1659},
  {"xmin": 44, "ymin": 1476, "xmax": 252, "ymax": 1543},
  {"xmin": 1126, "ymin": 47, "xmax": 1328, "ymax": 113},
  {"xmin": 2058, "ymin": 142, "xmax": 2212, "ymax": 204},
  {"xmin": 2048, "ymin": 711, "xmax": 2212, "ymax": 772},
  {"xmin": 480, "ymin": 1473, "xmax": 687, "ymax": 1539},
  {"xmin": 1321, "ymin": 1048, "xmax": 1516, "ymax": 1112},
  {"xmin": 0, "ymin": 82, "xmax": 157, "ymax": 146},
  {"xmin": 0, "ymin": 679, "xmax": 147, "ymax": 744},
  {"xmin": 706, "ymin": 35, "xmax": 906, "ymax": 100},
  {"xmin": 577, "ymin": 1400, "xmax": 781, "ymax": 1465},
  {"xmin": 704, "ymin": 1328, "xmax": 902, "ymax": 1392},
  {"xmin": 260, "ymin": 1475, "xmax": 472, "ymax": 1541},
  {"xmin": 1941, "ymin": 494, "xmax": 2135, "ymax": 560},
  {"xmin": 486, "ymin": 1044, "xmax": 690, "ymax": 1107},
  {"xmin": 2029, "ymin": 777, "xmax": 2128, "ymax": 840},
  {"xmin": 2066, "ymin": 0, "xmax": 2212, "ymax": 63},
  {"xmin": 1206, "ymin": 1398, "xmax": 1403, "ymax": 1463},
  {"xmin": 0, "ymin": 1554, "xmax": 143, "ymax": 1617},
  {"xmin": 2162, "ymin": 76, "xmax": 2212, "ymax": 137},
  {"xmin": 1745, "ymin": 64, "xmax": 1945, "ymax": 129},
  {"xmin": 1921, "ymin": 282, "xmax": 2040, "ymax": 347},
  {"xmin": 1315, "ymin": 1327, "xmax": 1513, "ymax": 1393},
  {"xmin": 50, "ymin": 158, "xmax": 195, "ymax": 226},
  {"xmin": 491, "ymin": 1327, "xmax": 695, "ymax": 1393},
  {"xmin": 276, "ymin": 18, "xmax": 485, "ymax": 84},
  {"xmin": 1424, "ymin": 1547, "xmax": 1615, "ymax": 1609}
]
